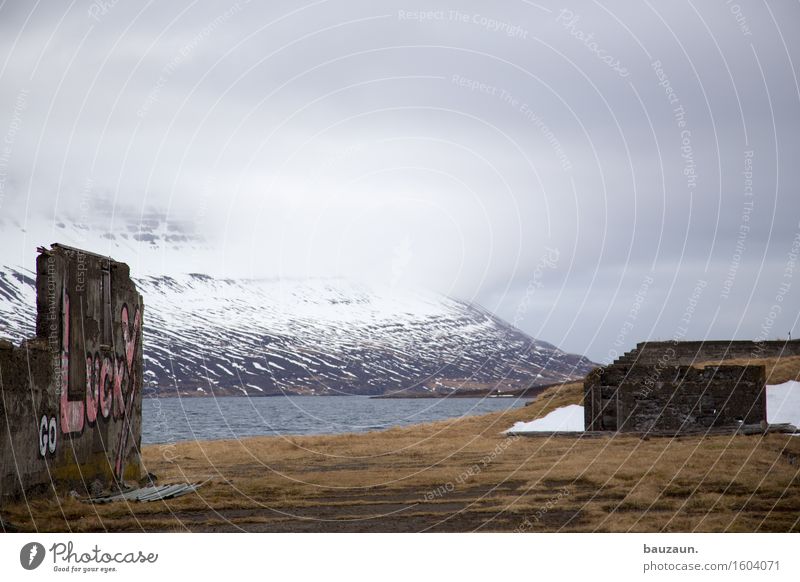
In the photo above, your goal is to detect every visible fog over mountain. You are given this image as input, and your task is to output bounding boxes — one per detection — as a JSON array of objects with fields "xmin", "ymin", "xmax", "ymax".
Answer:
[{"xmin": 1, "ymin": 1, "xmax": 799, "ymax": 362}]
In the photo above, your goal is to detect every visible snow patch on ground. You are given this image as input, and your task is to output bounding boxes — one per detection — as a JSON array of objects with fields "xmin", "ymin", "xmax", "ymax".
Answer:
[
  {"xmin": 767, "ymin": 380, "xmax": 800, "ymax": 426},
  {"xmin": 505, "ymin": 404, "xmax": 584, "ymax": 433},
  {"xmin": 506, "ymin": 381, "xmax": 800, "ymax": 433}
]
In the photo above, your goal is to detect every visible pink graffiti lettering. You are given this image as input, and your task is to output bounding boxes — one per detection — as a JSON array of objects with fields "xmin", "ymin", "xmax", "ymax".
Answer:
[
  {"xmin": 122, "ymin": 305, "xmax": 140, "ymax": 372},
  {"xmin": 57, "ymin": 286, "xmax": 142, "ymax": 480},
  {"xmin": 85, "ymin": 354, "xmax": 99, "ymax": 424},
  {"xmin": 99, "ymin": 355, "xmax": 113, "ymax": 419},
  {"xmin": 59, "ymin": 288, "xmax": 85, "ymax": 435},
  {"xmin": 113, "ymin": 356, "xmax": 126, "ymax": 419},
  {"xmin": 115, "ymin": 304, "xmax": 141, "ymax": 479}
]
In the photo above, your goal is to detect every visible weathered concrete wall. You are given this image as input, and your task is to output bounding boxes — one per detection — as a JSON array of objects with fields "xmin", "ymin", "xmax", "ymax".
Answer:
[
  {"xmin": 585, "ymin": 364, "xmax": 766, "ymax": 433},
  {"xmin": 583, "ymin": 339, "xmax": 781, "ymax": 433},
  {"xmin": 616, "ymin": 339, "xmax": 800, "ymax": 366},
  {"xmin": 1, "ymin": 244, "xmax": 143, "ymax": 501}
]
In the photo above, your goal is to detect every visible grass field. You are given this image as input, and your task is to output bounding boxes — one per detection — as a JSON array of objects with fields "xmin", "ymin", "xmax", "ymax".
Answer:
[{"xmin": 3, "ymin": 357, "xmax": 800, "ymax": 533}]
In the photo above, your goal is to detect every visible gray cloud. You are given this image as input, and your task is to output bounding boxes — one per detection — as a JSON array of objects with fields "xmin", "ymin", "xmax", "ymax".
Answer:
[{"xmin": 0, "ymin": 0, "xmax": 798, "ymax": 361}]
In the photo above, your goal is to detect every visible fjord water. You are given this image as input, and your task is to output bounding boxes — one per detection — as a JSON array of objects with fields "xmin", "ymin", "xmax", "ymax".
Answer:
[{"xmin": 142, "ymin": 395, "xmax": 524, "ymax": 444}]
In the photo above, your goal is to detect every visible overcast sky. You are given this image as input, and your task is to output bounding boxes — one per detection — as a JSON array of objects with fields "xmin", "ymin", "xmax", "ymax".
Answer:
[{"xmin": 0, "ymin": 0, "xmax": 798, "ymax": 361}]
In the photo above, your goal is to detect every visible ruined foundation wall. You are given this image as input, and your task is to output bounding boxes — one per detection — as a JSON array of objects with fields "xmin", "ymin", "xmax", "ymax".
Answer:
[
  {"xmin": 585, "ymin": 364, "xmax": 766, "ymax": 433},
  {"xmin": 616, "ymin": 339, "xmax": 800, "ymax": 366},
  {"xmin": 0, "ymin": 245, "xmax": 143, "ymax": 501},
  {"xmin": 584, "ymin": 339, "xmax": 775, "ymax": 433}
]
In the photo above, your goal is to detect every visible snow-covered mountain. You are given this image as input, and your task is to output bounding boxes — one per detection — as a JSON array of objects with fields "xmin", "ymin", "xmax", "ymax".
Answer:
[{"xmin": 0, "ymin": 264, "xmax": 594, "ymax": 396}]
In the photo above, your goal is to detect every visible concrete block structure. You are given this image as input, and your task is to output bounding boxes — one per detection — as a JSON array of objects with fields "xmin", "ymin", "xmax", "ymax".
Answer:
[
  {"xmin": 0, "ymin": 244, "xmax": 144, "ymax": 501},
  {"xmin": 584, "ymin": 339, "xmax": 800, "ymax": 434}
]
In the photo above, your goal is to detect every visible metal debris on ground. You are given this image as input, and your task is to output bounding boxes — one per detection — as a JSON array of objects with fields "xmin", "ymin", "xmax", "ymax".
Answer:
[{"xmin": 87, "ymin": 481, "xmax": 208, "ymax": 504}]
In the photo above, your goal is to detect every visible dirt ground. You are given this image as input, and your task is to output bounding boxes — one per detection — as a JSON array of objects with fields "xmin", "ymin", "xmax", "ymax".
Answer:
[{"xmin": 3, "ymin": 371, "xmax": 800, "ymax": 533}]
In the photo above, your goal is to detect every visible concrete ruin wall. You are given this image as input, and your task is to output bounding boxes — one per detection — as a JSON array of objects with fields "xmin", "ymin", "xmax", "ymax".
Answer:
[
  {"xmin": 0, "ymin": 244, "xmax": 144, "ymax": 501},
  {"xmin": 615, "ymin": 339, "xmax": 800, "ymax": 367},
  {"xmin": 583, "ymin": 339, "xmax": 787, "ymax": 433},
  {"xmin": 584, "ymin": 363, "xmax": 766, "ymax": 433}
]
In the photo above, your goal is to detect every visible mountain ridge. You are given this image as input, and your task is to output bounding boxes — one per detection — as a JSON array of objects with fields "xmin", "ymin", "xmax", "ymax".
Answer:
[{"xmin": 0, "ymin": 265, "xmax": 595, "ymax": 397}]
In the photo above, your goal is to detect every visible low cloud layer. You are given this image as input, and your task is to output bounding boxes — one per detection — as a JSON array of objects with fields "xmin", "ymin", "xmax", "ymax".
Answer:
[{"xmin": 1, "ymin": 0, "xmax": 798, "ymax": 361}]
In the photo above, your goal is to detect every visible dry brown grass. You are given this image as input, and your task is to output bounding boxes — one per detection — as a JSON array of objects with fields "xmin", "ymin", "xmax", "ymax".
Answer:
[{"xmin": 3, "ymin": 378, "xmax": 799, "ymax": 533}]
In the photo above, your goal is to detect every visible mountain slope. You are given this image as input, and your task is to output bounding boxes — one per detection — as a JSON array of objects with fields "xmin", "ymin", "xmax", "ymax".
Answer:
[{"xmin": 0, "ymin": 266, "xmax": 594, "ymax": 396}]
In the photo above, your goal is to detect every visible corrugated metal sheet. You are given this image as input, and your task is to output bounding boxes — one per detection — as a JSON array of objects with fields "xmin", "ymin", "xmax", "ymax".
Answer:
[{"xmin": 88, "ymin": 481, "xmax": 207, "ymax": 504}]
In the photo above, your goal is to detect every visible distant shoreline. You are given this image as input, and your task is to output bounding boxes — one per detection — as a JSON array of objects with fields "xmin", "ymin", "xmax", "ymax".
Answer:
[{"xmin": 147, "ymin": 380, "xmax": 574, "ymax": 400}]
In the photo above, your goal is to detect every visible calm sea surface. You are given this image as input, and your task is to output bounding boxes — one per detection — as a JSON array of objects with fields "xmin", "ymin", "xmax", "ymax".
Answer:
[{"xmin": 142, "ymin": 395, "xmax": 524, "ymax": 444}]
